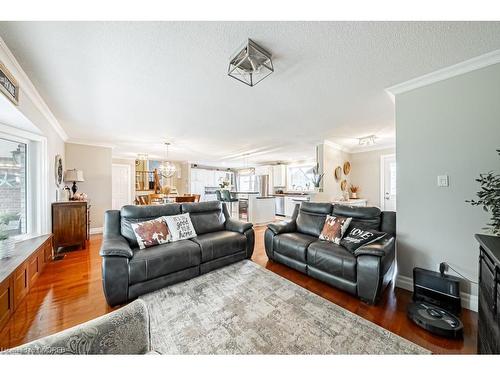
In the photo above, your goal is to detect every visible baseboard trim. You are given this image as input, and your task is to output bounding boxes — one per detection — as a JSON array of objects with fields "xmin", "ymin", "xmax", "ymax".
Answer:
[
  {"xmin": 395, "ymin": 275, "xmax": 478, "ymax": 312},
  {"xmin": 89, "ymin": 227, "xmax": 103, "ymax": 235}
]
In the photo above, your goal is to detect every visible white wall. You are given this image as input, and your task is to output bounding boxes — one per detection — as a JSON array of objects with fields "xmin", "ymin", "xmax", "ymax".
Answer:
[
  {"xmin": 0, "ymin": 38, "xmax": 66, "ymax": 234},
  {"xmin": 395, "ymin": 62, "xmax": 500, "ymax": 309},
  {"xmin": 312, "ymin": 142, "xmax": 350, "ymax": 203},
  {"xmin": 349, "ymin": 148, "xmax": 395, "ymax": 207},
  {"xmin": 66, "ymin": 143, "xmax": 112, "ymax": 229}
]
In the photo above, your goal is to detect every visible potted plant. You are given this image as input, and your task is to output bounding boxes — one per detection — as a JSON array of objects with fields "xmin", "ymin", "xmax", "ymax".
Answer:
[
  {"xmin": 310, "ymin": 163, "xmax": 324, "ymax": 192},
  {"xmin": 467, "ymin": 149, "xmax": 500, "ymax": 235},
  {"xmin": 350, "ymin": 185, "xmax": 360, "ymax": 199}
]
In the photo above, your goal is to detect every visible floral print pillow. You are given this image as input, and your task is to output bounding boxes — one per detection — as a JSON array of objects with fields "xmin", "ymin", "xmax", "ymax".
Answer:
[{"xmin": 131, "ymin": 217, "xmax": 171, "ymax": 249}]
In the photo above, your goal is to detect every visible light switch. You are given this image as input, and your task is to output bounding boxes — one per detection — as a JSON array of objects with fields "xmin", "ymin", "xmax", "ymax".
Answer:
[{"xmin": 437, "ymin": 175, "xmax": 449, "ymax": 187}]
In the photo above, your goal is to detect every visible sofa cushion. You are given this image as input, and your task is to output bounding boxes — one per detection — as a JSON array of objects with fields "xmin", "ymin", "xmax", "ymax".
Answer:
[
  {"xmin": 296, "ymin": 202, "xmax": 333, "ymax": 237},
  {"xmin": 120, "ymin": 204, "xmax": 182, "ymax": 247},
  {"xmin": 192, "ymin": 231, "xmax": 246, "ymax": 262},
  {"xmin": 128, "ymin": 240, "xmax": 201, "ymax": 284},
  {"xmin": 319, "ymin": 215, "xmax": 352, "ymax": 244},
  {"xmin": 333, "ymin": 205, "xmax": 381, "ymax": 231},
  {"xmin": 181, "ymin": 201, "xmax": 225, "ymax": 235},
  {"xmin": 163, "ymin": 213, "xmax": 197, "ymax": 241},
  {"xmin": 340, "ymin": 227, "xmax": 386, "ymax": 253},
  {"xmin": 131, "ymin": 217, "xmax": 171, "ymax": 249},
  {"xmin": 273, "ymin": 232, "xmax": 318, "ymax": 262},
  {"xmin": 307, "ymin": 240, "xmax": 357, "ymax": 282}
]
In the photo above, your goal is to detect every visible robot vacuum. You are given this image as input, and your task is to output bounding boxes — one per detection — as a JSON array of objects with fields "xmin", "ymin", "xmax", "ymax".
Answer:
[{"xmin": 407, "ymin": 301, "xmax": 464, "ymax": 339}]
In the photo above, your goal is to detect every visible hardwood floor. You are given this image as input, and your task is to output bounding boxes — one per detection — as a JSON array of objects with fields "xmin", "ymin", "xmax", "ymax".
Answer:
[{"xmin": 0, "ymin": 225, "xmax": 478, "ymax": 353}]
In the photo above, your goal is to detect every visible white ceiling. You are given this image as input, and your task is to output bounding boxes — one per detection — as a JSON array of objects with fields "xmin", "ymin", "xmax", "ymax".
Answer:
[{"xmin": 1, "ymin": 21, "xmax": 500, "ymax": 166}]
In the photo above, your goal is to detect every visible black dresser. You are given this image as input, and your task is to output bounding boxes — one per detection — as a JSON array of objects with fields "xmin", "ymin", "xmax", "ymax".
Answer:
[{"xmin": 476, "ymin": 234, "xmax": 500, "ymax": 354}]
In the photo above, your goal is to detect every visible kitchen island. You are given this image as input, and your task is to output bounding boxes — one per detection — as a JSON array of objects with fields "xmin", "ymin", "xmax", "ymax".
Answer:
[{"xmin": 232, "ymin": 192, "xmax": 275, "ymax": 224}]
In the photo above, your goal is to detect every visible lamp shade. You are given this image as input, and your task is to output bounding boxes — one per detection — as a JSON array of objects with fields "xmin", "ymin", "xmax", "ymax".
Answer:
[{"xmin": 64, "ymin": 169, "xmax": 84, "ymax": 182}]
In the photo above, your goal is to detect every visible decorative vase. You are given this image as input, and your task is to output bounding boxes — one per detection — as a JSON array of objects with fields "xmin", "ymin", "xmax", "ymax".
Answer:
[
  {"xmin": 0, "ymin": 238, "xmax": 15, "ymax": 259},
  {"xmin": 351, "ymin": 193, "xmax": 358, "ymax": 199}
]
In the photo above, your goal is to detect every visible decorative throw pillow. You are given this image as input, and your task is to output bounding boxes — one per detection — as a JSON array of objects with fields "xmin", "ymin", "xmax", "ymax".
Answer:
[
  {"xmin": 131, "ymin": 217, "xmax": 171, "ymax": 250},
  {"xmin": 163, "ymin": 213, "xmax": 197, "ymax": 242},
  {"xmin": 319, "ymin": 215, "xmax": 352, "ymax": 244},
  {"xmin": 340, "ymin": 227, "xmax": 386, "ymax": 252}
]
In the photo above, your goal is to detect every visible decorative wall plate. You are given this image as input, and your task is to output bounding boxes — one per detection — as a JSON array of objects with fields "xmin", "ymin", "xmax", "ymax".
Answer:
[
  {"xmin": 55, "ymin": 154, "xmax": 64, "ymax": 187},
  {"xmin": 340, "ymin": 179, "xmax": 347, "ymax": 191},
  {"xmin": 343, "ymin": 161, "xmax": 351, "ymax": 175},
  {"xmin": 334, "ymin": 166, "xmax": 342, "ymax": 182}
]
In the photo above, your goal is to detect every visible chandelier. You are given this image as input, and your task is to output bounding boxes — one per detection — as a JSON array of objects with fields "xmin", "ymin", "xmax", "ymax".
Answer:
[
  {"xmin": 158, "ymin": 142, "xmax": 176, "ymax": 178},
  {"xmin": 228, "ymin": 39, "xmax": 274, "ymax": 87}
]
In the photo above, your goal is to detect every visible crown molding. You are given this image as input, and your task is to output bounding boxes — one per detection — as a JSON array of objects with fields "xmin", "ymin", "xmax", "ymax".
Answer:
[
  {"xmin": 349, "ymin": 143, "xmax": 395, "ymax": 154},
  {"xmin": 0, "ymin": 37, "xmax": 69, "ymax": 141},
  {"xmin": 323, "ymin": 140, "xmax": 350, "ymax": 152},
  {"xmin": 386, "ymin": 49, "xmax": 500, "ymax": 96},
  {"xmin": 66, "ymin": 139, "xmax": 115, "ymax": 149}
]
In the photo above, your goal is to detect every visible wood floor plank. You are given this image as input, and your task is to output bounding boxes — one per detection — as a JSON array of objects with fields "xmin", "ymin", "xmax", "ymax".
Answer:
[{"xmin": 0, "ymin": 225, "xmax": 477, "ymax": 353}]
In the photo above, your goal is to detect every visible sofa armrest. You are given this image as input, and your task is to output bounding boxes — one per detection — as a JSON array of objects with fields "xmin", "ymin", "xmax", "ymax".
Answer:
[
  {"xmin": 354, "ymin": 236, "xmax": 394, "ymax": 258},
  {"xmin": 267, "ymin": 220, "xmax": 296, "ymax": 235},
  {"xmin": 225, "ymin": 218, "xmax": 253, "ymax": 234},
  {"xmin": 100, "ymin": 235, "xmax": 134, "ymax": 258}
]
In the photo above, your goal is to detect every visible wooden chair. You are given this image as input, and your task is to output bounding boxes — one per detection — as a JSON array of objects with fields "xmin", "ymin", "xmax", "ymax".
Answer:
[
  {"xmin": 174, "ymin": 196, "xmax": 197, "ymax": 203},
  {"xmin": 148, "ymin": 193, "xmax": 166, "ymax": 205},
  {"xmin": 136, "ymin": 196, "xmax": 149, "ymax": 205}
]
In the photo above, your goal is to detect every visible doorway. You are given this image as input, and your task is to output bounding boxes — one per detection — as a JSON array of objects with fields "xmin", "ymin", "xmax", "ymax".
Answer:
[
  {"xmin": 112, "ymin": 164, "xmax": 132, "ymax": 209},
  {"xmin": 380, "ymin": 154, "xmax": 396, "ymax": 211}
]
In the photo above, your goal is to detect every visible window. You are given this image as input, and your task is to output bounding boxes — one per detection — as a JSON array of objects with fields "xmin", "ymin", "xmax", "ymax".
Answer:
[
  {"xmin": 287, "ymin": 164, "xmax": 315, "ymax": 191},
  {"xmin": 0, "ymin": 137, "xmax": 27, "ymax": 237}
]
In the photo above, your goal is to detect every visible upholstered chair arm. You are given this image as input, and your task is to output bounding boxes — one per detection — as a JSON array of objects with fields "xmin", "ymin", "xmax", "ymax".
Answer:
[
  {"xmin": 353, "ymin": 236, "xmax": 395, "ymax": 258},
  {"xmin": 100, "ymin": 235, "xmax": 134, "ymax": 258},
  {"xmin": 225, "ymin": 218, "xmax": 253, "ymax": 234},
  {"xmin": 2, "ymin": 300, "xmax": 151, "ymax": 354},
  {"xmin": 267, "ymin": 220, "xmax": 297, "ymax": 235}
]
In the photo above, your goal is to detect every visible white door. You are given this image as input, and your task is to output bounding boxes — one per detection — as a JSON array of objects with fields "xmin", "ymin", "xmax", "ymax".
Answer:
[
  {"xmin": 381, "ymin": 155, "xmax": 396, "ymax": 211},
  {"xmin": 112, "ymin": 164, "xmax": 131, "ymax": 209}
]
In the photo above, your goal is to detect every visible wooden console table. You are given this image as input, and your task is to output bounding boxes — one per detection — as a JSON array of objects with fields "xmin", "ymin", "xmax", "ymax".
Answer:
[
  {"xmin": 52, "ymin": 201, "xmax": 90, "ymax": 253},
  {"xmin": 0, "ymin": 235, "xmax": 53, "ymax": 332}
]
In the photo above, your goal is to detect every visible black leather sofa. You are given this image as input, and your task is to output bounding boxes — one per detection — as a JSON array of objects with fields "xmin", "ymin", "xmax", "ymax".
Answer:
[
  {"xmin": 265, "ymin": 202, "xmax": 396, "ymax": 304},
  {"xmin": 100, "ymin": 201, "xmax": 254, "ymax": 306}
]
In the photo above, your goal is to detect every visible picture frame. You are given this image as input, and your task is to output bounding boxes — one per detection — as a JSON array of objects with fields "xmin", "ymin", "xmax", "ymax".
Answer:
[{"xmin": 0, "ymin": 61, "xmax": 19, "ymax": 105}]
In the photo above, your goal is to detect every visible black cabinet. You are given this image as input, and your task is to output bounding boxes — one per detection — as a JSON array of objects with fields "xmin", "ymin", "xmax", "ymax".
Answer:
[{"xmin": 476, "ymin": 234, "xmax": 500, "ymax": 354}]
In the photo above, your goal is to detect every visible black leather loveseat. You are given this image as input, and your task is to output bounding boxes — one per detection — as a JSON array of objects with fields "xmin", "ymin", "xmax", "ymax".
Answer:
[
  {"xmin": 264, "ymin": 202, "xmax": 396, "ymax": 304},
  {"xmin": 100, "ymin": 201, "xmax": 254, "ymax": 306}
]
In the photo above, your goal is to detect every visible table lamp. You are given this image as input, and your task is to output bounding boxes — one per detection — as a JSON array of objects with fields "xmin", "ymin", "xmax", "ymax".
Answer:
[{"xmin": 64, "ymin": 169, "xmax": 85, "ymax": 197}]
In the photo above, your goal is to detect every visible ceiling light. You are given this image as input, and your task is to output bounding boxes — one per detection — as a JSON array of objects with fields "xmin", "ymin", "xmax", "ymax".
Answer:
[
  {"xmin": 158, "ymin": 142, "xmax": 176, "ymax": 178},
  {"xmin": 358, "ymin": 135, "xmax": 377, "ymax": 147},
  {"xmin": 228, "ymin": 39, "xmax": 274, "ymax": 87}
]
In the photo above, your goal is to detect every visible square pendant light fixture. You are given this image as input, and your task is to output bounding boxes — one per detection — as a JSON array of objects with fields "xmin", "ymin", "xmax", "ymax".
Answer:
[{"xmin": 228, "ymin": 39, "xmax": 274, "ymax": 87}]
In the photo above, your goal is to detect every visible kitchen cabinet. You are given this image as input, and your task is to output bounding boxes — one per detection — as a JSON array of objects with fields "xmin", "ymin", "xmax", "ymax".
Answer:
[
  {"xmin": 255, "ymin": 165, "xmax": 271, "ymax": 176},
  {"xmin": 285, "ymin": 195, "xmax": 310, "ymax": 217},
  {"xmin": 272, "ymin": 165, "xmax": 287, "ymax": 187}
]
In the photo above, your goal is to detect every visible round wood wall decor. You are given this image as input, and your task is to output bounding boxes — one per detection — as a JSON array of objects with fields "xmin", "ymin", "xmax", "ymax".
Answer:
[
  {"xmin": 340, "ymin": 179, "xmax": 347, "ymax": 191},
  {"xmin": 343, "ymin": 161, "xmax": 351, "ymax": 175},
  {"xmin": 334, "ymin": 166, "xmax": 342, "ymax": 182}
]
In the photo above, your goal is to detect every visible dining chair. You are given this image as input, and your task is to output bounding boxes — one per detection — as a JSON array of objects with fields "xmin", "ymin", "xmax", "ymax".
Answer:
[{"xmin": 148, "ymin": 193, "xmax": 166, "ymax": 205}]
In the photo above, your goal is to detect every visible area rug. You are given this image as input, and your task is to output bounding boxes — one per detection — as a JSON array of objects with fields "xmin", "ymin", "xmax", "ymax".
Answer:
[{"xmin": 139, "ymin": 260, "xmax": 430, "ymax": 354}]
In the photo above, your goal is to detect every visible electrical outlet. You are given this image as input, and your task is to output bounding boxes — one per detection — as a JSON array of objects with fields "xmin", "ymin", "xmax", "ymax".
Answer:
[{"xmin": 437, "ymin": 175, "xmax": 449, "ymax": 187}]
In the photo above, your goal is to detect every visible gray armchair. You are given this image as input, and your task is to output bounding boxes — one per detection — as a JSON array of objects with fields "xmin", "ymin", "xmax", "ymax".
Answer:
[{"xmin": 1, "ymin": 300, "xmax": 152, "ymax": 355}]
